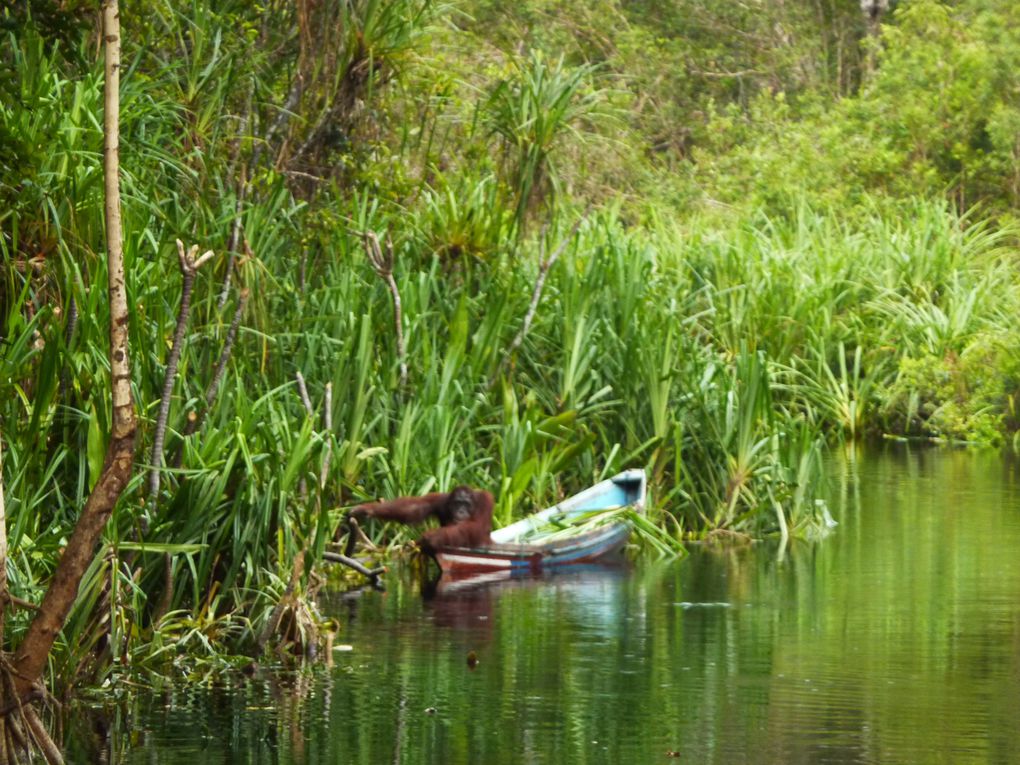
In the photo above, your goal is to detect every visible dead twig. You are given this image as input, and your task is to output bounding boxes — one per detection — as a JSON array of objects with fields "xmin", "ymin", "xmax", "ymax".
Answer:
[
  {"xmin": 206, "ymin": 289, "xmax": 249, "ymax": 410},
  {"xmin": 363, "ymin": 232, "xmax": 407, "ymax": 388},
  {"xmin": 321, "ymin": 552, "xmax": 385, "ymax": 588},
  {"xmin": 148, "ymin": 240, "xmax": 215, "ymax": 506},
  {"xmin": 172, "ymin": 290, "xmax": 248, "ymax": 473},
  {"xmin": 319, "ymin": 382, "xmax": 333, "ymax": 491},
  {"xmin": 219, "ymin": 168, "xmax": 247, "ymax": 310},
  {"xmin": 176, "ymin": 288, "xmax": 249, "ymax": 465},
  {"xmin": 492, "ymin": 213, "xmax": 587, "ymax": 385},
  {"xmin": 295, "ymin": 371, "xmax": 315, "ymax": 418},
  {"xmin": 2, "ymin": 594, "xmax": 38, "ymax": 613}
]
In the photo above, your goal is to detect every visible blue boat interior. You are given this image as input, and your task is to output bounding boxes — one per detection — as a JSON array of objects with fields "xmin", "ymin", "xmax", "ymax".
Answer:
[
  {"xmin": 491, "ymin": 470, "xmax": 647, "ymax": 544},
  {"xmin": 567, "ymin": 474, "xmax": 644, "ymax": 512}
]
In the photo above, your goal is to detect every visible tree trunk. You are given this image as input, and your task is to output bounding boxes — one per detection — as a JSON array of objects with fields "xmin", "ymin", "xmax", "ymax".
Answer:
[
  {"xmin": 148, "ymin": 240, "xmax": 214, "ymax": 504},
  {"xmin": 11, "ymin": 0, "xmax": 137, "ymax": 700}
]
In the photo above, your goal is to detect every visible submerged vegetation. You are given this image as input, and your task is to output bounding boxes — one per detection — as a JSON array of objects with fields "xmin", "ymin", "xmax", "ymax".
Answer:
[{"xmin": 1, "ymin": 0, "xmax": 1019, "ymax": 732}]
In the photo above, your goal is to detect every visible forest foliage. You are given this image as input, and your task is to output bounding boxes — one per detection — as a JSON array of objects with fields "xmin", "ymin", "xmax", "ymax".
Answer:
[{"xmin": 1, "ymin": 0, "xmax": 1019, "ymax": 685}]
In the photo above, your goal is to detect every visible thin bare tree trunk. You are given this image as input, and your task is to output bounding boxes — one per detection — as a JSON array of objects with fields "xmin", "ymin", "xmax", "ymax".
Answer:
[
  {"xmin": 295, "ymin": 371, "xmax": 314, "ymax": 417},
  {"xmin": 219, "ymin": 169, "xmax": 247, "ymax": 310},
  {"xmin": 148, "ymin": 240, "xmax": 213, "ymax": 503},
  {"xmin": 175, "ymin": 288, "xmax": 249, "ymax": 465},
  {"xmin": 491, "ymin": 214, "xmax": 587, "ymax": 386},
  {"xmin": 861, "ymin": 0, "xmax": 887, "ymax": 76},
  {"xmin": 11, "ymin": 0, "xmax": 137, "ymax": 700},
  {"xmin": 363, "ymin": 233, "xmax": 407, "ymax": 388},
  {"xmin": 319, "ymin": 382, "xmax": 332, "ymax": 490},
  {"xmin": 204, "ymin": 289, "xmax": 248, "ymax": 411}
]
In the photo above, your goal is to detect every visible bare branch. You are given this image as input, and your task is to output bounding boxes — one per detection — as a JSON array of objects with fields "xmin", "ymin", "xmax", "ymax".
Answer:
[
  {"xmin": 175, "ymin": 289, "xmax": 249, "ymax": 467},
  {"xmin": 148, "ymin": 240, "xmax": 216, "ymax": 502},
  {"xmin": 295, "ymin": 371, "xmax": 314, "ymax": 417},
  {"xmin": 205, "ymin": 289, "xmax": 248, "ymax": 412},
  {"xmin": 363, "ymin": 231, "xmax": 407, "ymax": 388},
  {"xmin": 493, "ymin": 213, "xmax": 588, "ymax": 385},
  {"xmin": 220, "ymin": 85, "xmax": 253, "ymax": 310},
  {"xmin": 322, "ymin": 551, "xmax": 385, "ymax": 587},
  {"xmin": 320, "ymin": 382, "xmax": 333, "ymax": 490},
  {"xmin": 193, "ymin": 249, "xmax": 216, "ymax": 270},
  {"xmin": 219, "ymin": 185, "xmax": 244, "ymax": 310}
]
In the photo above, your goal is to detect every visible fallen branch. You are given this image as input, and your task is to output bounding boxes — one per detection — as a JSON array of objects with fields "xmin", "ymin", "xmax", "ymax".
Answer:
[{"xmin": 321, "ymin": 552, "xmax": 385, "ymax": 587}]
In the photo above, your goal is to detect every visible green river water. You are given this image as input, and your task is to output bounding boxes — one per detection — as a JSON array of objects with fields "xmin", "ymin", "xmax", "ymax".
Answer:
[{"xmin": 67, "ymin": 447, "xmax": 1020, "ymax": 764}]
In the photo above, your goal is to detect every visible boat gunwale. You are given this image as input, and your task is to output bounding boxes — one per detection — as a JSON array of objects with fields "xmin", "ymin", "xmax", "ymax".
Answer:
[{"xmin": 440, "ymin": 522, "xmax": 629, "ymax": 559}]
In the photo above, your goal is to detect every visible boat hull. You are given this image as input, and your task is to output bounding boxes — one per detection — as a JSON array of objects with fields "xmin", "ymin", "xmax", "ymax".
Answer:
[{"xmin": 435, "ymin": 524, "xmax": 631, "ymax": 576}]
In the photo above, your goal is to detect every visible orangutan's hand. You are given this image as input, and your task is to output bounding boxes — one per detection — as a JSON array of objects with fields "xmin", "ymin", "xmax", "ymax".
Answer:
[{"xmin": 346, "ymin": 505, "xmax": 369, "ymax": 524}]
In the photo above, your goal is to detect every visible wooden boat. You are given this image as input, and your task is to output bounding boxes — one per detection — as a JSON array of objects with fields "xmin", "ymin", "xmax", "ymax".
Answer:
[{"xmin": 433, "ymin": 469, "xmax": 647, "ymax": 576}]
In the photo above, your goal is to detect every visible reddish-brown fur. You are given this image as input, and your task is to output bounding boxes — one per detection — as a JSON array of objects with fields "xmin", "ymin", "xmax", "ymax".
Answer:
[{"xmin": 351, "ymin": 487, "xmax": 494, "ymax": 555}]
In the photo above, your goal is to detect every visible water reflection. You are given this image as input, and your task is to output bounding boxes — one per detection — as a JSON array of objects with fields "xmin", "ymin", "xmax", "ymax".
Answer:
[
  {"xmin": 420, "ymin": 565, "xmax": 632, "ymax": 640},
  {"xmin": 65, "ymin": 447, "xmax": 1020, "ymax": 764}
]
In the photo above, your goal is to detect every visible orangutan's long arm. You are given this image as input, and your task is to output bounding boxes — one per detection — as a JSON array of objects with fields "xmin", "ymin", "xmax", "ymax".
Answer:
[{"xmin": 354, "ymin": 492, "xmax": 449, "ymax": 525}]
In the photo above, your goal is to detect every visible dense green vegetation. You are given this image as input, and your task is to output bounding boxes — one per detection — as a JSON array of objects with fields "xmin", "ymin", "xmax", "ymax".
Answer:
[{"xmin": 1, "ymin": 0, "xmax": 1019, "ymax": 695}]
